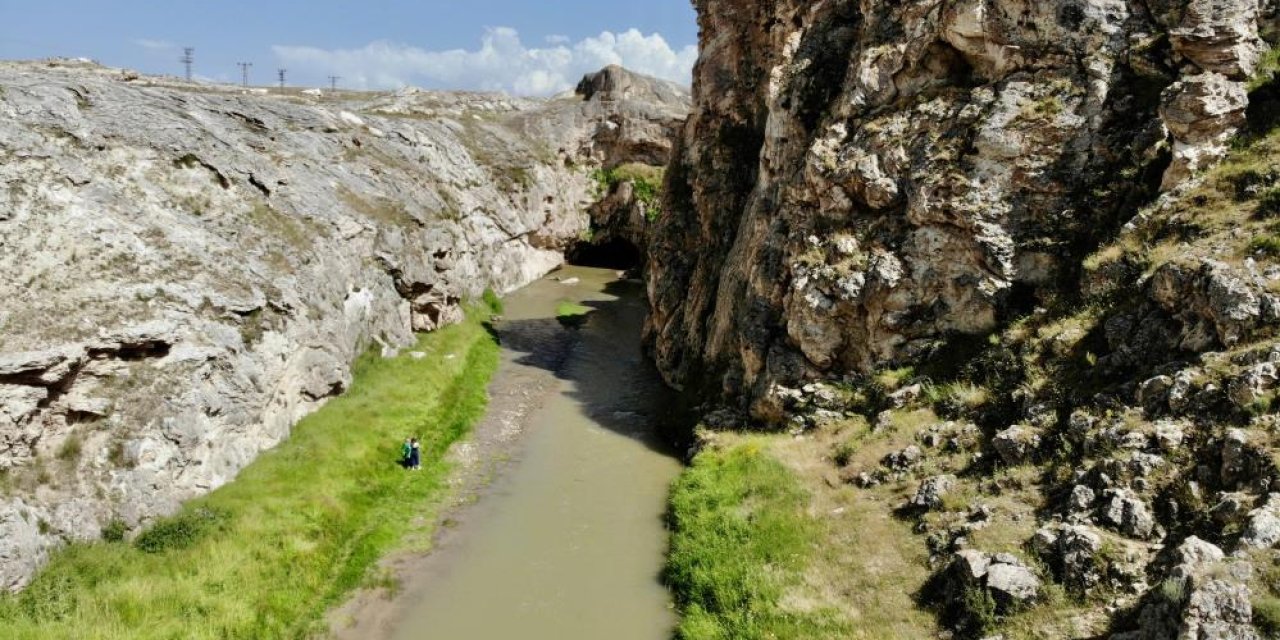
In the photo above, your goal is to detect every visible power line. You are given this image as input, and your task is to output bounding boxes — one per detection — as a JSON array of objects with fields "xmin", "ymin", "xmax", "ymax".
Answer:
[
  {"xmin": 277, "ymin": 68, "xmax": 287, "ymax": 89},
  {"xmin": 179, "ymin": 47, "xmax": 194, "ymax": 81},
  {"xmin": 328, "ymin": 75, "xmax": 340, "ymax": 91},
  {"xmin": 237, "ymin": 62, "xmax": 253, "ymax": 87}
]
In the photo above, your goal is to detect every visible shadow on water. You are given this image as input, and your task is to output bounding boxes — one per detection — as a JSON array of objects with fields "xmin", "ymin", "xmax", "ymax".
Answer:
[
  {"xmin": 486, "ymin": 277, "xmax": 687, "ymax": 459},
  {"xmin": 377, "ymin": 268, "xmax": 688, "ymax": 640}
]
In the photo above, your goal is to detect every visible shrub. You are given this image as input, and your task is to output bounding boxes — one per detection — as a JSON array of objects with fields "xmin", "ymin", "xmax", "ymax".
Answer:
[
  {"xmin": 1254, "ymin": 595, "xmax": 1280, "ymax": 636},
  {"xmin": 134, "ymin": 507, "xmax": 229, "ymax": 554},
  {"xmin": 107, "ymin": 440, "xmax": 129, "ymax": 468},
  {"xmin": 873, "ymin": 367, "xmax": 916, "ymax": 392},
  {"xmin": 961, "ymin": 585, "xmax": 998, "ymax": 634},
  {"xmin": 1258, "ymin": 189, "xmax": 1280, "ymax": 219},
  {"xmin": 1249, "ymin": 46, "xmax": 1280, "ymax": 92},
  {"xmin": 1249, "ymin": 234, "xmax": 1280, "ymax": 257},
  {"xmin": 833, "ymin": 441, "xmax": 857, "ymax": 467},
  {"xmin": 100, "ymin": 519, "xmax": 128, "ymax": 543},
  {"xmin": 591, "ymin": 163, "xmax": 665, "ymax": 222},
  {"xmin": 482, "ymin": 288, "xmax": 504, "ymax": 315},
  {"xmin": 927, "ymin": 382, "xmax": 991, "ymax": 420},
  {"xmin": 1158, "ymin": 577, "xmax": 1187, "ymax": 606},
  {"xmin": 55, "ymin": 435, "xmax": 82, "ymax": 462}
]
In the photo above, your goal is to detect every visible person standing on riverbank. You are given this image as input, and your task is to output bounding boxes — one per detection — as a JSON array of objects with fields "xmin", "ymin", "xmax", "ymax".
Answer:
[{"xmin": 409, "ymin": 438, "xmax": 422, "ymax": 471}]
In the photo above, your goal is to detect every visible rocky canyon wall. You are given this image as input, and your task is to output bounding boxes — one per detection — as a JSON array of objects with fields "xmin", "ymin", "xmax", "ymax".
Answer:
[
  {"xmin": 647, "ymin": 0, "xmax": 1278, "ymax": 422},
  {"xmin": 650, "ymin": 1, "xmax": 1280, "ymax": 636},
  {"xmin": 0, "ymin": 59, "xmax": 684, "ymax": 590}
]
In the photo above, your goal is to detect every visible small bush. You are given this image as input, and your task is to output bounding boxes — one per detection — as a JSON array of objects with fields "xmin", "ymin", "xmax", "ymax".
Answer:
[
  {"xmin": 1158, "ymin": 577, "xmax": 1187, "ymax": 606},
  {"xmin": 833, "ymin": 441, "xmax": 857, "ymax": 467},
  {"xmin": 1255, "ymin": 595, "xmax": 1280, "ymax": 636},
  {"xmin": 1249, "ymin": 46, "xmax": 1280, "ymax": 92},
  {"xmin": 55, "ymin": 435, "xmax": 82, "ymax": 462},
  {"xmin": 961, "ymin": 585, "xmax": 998, "ymax": 634},
  {"xmin": 927, "ymin": 382, "xmax": 991, "ymax": 419},
  {"xmin": 873, "ymin": 367, "xmax": 916, "ymax": 392},
  {"xmin": 100, "ymin": 519, "xmax": 128, "ymax": 543},
  {"xmin": 107, "ymin": 440, "xmax": 129, "ymax": 468},
  {"xmin": 1248, "ymin": 234, "xmax": 1280, "ymax": 257},
  {"xmin": 482, "ymin": 288, "xmax": 504, "ymax": 315},
  {"xmin": 134, "ymin": 507, "xmax": 229, "ymax": 554},
  {"xmin": 1258, "ymin": 189, "xmax": 1280, "ymax": 219},
  {"xmin": 591, "ymin": 163, "xmax": 665, "ymax": 222}
]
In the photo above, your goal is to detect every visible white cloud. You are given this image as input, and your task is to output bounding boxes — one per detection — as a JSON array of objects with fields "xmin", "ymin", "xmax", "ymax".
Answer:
[
  {"xmin": 545, "ymin": 35, "xmax": 571, "ymax": 45},
  {"xmin": 272, "ymin": 27, "xmax": 696, "ymax": 96},
  {"xmin": 133, "ymin": 39, "xmax": 175, "ymax": 51}
]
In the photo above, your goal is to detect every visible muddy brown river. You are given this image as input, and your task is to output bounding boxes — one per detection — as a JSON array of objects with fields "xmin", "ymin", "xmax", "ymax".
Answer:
[{"xmin": 384, "ymin": 266, "xmax": 682, "ymax": 639}]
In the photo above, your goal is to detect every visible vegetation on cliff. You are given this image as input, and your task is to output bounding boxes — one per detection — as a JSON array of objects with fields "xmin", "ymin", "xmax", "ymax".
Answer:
[
  {"xmin": 592, "ymin": 163, "xmax": 666, "ymax": 223},
  {"xmin": 0, "ymin": 299, "xmax": 502, "ymax": 639}
]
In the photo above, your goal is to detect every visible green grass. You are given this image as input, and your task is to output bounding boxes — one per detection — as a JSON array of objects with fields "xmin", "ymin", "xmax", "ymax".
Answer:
[
  {"xmin": 1249, "ymin": 45, "xmax": 1280, "ymax": 92},
  {"xmin": 556, "ymin": 299, "xmax": 592, "ymax": 328},
  {"xmin": 591, "ymin": 163, "xmax": 666, "ymax": 222},
  {"xmin": 665, "ymin": 441, "xmax": 850, "ymax": 640},
  {"xmin": 555, "ymin": 300, "xmax": 591, "ymax": 318},
  {"xmin": 0, "ymin": 304, "xmax": 502, "ymax": 639},
  {"xmin": 1257, "ymin": 595, "xmax": 1280, "ymax": 638},
  {"xmin": 1249, "ymin": 234, "xmax": 1280, "ymax": 257}
]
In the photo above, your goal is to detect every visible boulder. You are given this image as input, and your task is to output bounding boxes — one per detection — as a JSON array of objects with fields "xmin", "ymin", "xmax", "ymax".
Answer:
[
  {"xmin": 1068, "ymin": 484, "xmax": 1097, "ymax": 518},
  {"xmin": 992, "ymin": 425, "xmax": 1040, "ymax": 466},
  {"xmin": 882, "ymin": 445, "xmax": 924, "ymax": 472},
  {"xmin": 1113, "ymin": 537, "xmax": 1259, "ymax": 640},
  {"xmin": 1033, "ymin": 523, "xmax": 1104, "ymax": 593},
  {"xmin": 1170, "ymin": 0, "xmax": 1263, "ymax": 78},
  {"xmin": 1101, "ymin": 489, "xmax": 1157, "ymax": 540},
  {"xmin": 1240, "ymin": 494, "xmax": 1280, "ymax": 550},
  {"xmin": 1159, "ymin": 74, "xmax": 1249, "ymax": 190},
  {"xmin": 1154, "ymin": 420, "xmax": 1186, "ymax": 452},
  {"xmin": 986, "ymin": 561, "xmax": 1042, "ymax": 603},
  {"xmin": 948, "ymin": 550, "xmax": 1041, "ymax": 609},
  {"xmin": 910, "ymin": 474, "xmax": 957, "ymax": 511}
]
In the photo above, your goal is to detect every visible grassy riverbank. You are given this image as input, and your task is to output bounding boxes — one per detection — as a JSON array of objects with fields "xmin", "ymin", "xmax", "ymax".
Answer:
[
  {"xmin": 667, "ymin": 428, "xmax": 940, "ymax": 640},
  {"xmin": 665, "ymin": 439, "xmax": 851, "ymax": 640},
  {"xmin": 0, "ymin": 302, "xmax": 501, "ymax": 639}
]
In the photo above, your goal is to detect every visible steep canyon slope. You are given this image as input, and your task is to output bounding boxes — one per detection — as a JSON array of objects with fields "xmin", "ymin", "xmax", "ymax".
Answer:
[
  {"xmin": 649, "ymin": 0, "xmax": 1278, "ymax": 419},
  {"xmin": 0, "ymin": 60, "xmax": 686, "ymax": 590},
  {"xmin": 652, "ymin": 0, "xmax": 1280, "ymax": 637}
]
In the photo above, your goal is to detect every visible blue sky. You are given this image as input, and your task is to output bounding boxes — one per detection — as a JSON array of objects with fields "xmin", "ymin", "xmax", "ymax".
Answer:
[{"xmin": 0, "ymin": 1, "xmax": 698, "ymax": 94}]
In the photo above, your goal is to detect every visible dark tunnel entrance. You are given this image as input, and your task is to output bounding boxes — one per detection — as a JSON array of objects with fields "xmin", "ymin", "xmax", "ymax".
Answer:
[{"xmin": 567, "ymin": 237, "xmax": 643, "ymax": 271}]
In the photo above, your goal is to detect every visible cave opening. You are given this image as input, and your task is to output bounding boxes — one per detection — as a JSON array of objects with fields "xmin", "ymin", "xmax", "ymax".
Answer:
[{"xmin": 567, "ymin": 237, "xmax": 643, "ymax": 271}]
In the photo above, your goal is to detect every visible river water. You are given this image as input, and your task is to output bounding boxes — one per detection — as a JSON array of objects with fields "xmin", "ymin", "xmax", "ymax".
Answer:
[{"xmin": 389, "ymin": 266, "xmax": 682, "ymax": 640}]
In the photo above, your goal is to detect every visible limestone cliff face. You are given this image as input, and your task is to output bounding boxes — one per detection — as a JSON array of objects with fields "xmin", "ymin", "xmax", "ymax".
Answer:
[
  {"xmin": 570, "ymin": 66, "xmax": 690, "ymax": 269},
  {"xmin": 0, "ymin": 59, "xmax": 682, "ymax": 590},
  {"xmin": 647, "ymin": 0, "xmax": 1274, "ymax": 421}
]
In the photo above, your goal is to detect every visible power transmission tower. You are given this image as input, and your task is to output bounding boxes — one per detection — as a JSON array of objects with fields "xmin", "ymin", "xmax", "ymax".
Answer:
[
  {"xmin": 277, "ymin": 68, "xmax": 287, "ymax": 89},
  {"xmin": 328, "ymin": 75, "xmax": 340, "ymax": 91},
  {"xmin": 180, "ymin": 47, "xmax": 194, "ymax": 81},
  {"xmin": 237, "ymin": 62, "xmax": 253, "ymax": 87}
]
